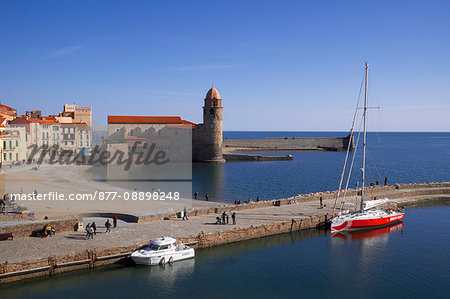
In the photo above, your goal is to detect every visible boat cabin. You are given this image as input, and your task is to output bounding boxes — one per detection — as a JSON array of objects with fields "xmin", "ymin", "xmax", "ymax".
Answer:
[{"xmin": 148, "ymin": 237, "xmax": 177, "ymax": 251}]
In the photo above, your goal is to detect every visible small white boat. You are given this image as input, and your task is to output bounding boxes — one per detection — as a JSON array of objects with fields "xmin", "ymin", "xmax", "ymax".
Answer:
[{"xmin": 131, "ymin": 237, "xmax": 195, "ymax": 265}]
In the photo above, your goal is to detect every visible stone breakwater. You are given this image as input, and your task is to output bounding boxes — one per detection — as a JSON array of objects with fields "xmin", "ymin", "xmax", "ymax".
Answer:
[
  {"xmin": 0, "ymin": 182, "xmax": 449, "ymax": 284},
  {"xmin": 223, "ymin": 136, "xmax": 354, "ymax": 151},
  {"xmin": 223, "ymin": 153, "xmax": 293, "ymax": 161}
]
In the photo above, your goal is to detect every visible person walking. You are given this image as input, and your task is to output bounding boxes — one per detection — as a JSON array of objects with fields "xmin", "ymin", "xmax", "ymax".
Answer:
[
  {"xmin": 384, "ymin": 176, "xmax": 388, "ymax": 186},
  {"xmin": 194, "ymin": 192, "xmax": 198, "ymax": 200},
  {"xmin": 113, "ymin": 215, "xmax": 118, "ymax": 228},
  {"xmin": 205, "ymin": 193, "xmax": 210, "ymax": 201},
  {"xmin": 221, "ymin": 212, "xmax": 226, "ymax": 225},
  {"xmin": 183, "ymin": 206, "xmax": 189, "ymax": 220},
  {"xmin": 87, "ymin": 225, "xmax": 94, "ymax": 239},
  {"xmin": 85, "ymin": 223, "xmax": 92, "ymax": 239},
  {"xmin": 231, "ymin": 212, "xmax": 236, "ymax": 225},
  {"xmin": 105, "ymin": 219, "xmax": 112, "ymax": 233},
  {"xmin": 320, "ymin": 196, "xmax": 323, "ymax": 208},
  {"xmin": 91, "ymin": 222, "xmax": 97, "ymax": 235}
]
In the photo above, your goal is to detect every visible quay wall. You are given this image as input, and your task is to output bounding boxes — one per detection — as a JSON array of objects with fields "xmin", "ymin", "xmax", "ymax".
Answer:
[
  {"xmin": 223, "ymin": 153, "xmax": 293, "ymax": 162},
  {"xmin": 1, "ymin": 182, "xmax": 449, "ymax": 284},
  {"xmin": 0, "ymin": 218, "xmax": 80, "ymax": 238},
  {"xmin": 223, "ymin": 136, "xmax": 353, "ymax": 151},
  {"xmin": 0, "ymin": 215, "xmax": 328, "ymax": 284},
  {"xmin": 1, "ymin": 182, "xmax": 449, "ymax": 234}
]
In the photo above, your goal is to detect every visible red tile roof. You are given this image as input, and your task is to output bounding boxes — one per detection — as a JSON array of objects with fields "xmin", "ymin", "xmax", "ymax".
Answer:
[
  {"xmin": 108, "ymin": 116, "xmax": 184, "ymax": 124},
  {"xmin": 39, "ymin": 119, "xmax": 59, "ymax": 124},
  {"xmin": 167, "ymin": 120, "xmax": 197, "ymax": 130},
  {"xmin": 0, "ymin": 103, "xmax": 15, "ymax": 111},
  {"xmin": 9, "ymin": 117, "xmax": 31, "ymax": 124},
  {"xmin": 27, "ymin": 118, "xmax": 42, "ymax": 123}
]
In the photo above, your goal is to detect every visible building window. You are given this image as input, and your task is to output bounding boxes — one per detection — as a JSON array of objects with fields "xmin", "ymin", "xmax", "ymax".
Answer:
[
  {"xmin": 16, "ymin": 153, "xmax": 18, "ymax": 161},
  {"xmin": 9, "ymin": 153, "xmax": 12, "ymax": 160},
  {"xmin": 9, "ymin": 141, "xmax": 12, "ymax": 149},
  {"xmin": 53, "ymin": 126, "xmax": 58, "ymax": 131},
  {"xmin": 3, "ymin": 153, "xmax": 6, "ymax": 160},
  {"xmin": 3, "ymin": 141, "xmax": 5, "ymax": 148},
  {"xmin": 80, "ymin": 141, "xmax": 83, "ymax": 147},
  {"xmin": 86, "ymin": 134, "xmax": 89, "ymax": 140},
  {"xmin": 210, "ymin": 109, "xmax": 214, "ymax": 115},
  {"xmin": 16, "ymin": 141, "xmax": 18, "ymax": 147},
  {"xmin": 86, "ymin": 141, "xmax": 89, "ymax": 147}
]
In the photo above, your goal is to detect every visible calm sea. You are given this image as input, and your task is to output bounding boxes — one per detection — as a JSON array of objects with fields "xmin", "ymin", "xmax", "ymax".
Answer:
[
  {"xmin": 1, "ymin": 132, "xmax": 449, "ymax": 298},
  {"xmin": 194, "ymin": 132, "xmax": 450, "ymax": 203}
]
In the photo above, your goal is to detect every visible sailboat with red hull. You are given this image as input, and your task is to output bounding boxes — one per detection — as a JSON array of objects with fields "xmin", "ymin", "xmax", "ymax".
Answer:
[{"xmin": 330, "ymin": 63, "xmax": 405, "ymax": 233}]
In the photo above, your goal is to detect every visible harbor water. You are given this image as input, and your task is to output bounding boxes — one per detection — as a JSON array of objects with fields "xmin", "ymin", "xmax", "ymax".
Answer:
[{"xmin": 1, "ymin": 132, "xmax": 449, "ymax": 297}]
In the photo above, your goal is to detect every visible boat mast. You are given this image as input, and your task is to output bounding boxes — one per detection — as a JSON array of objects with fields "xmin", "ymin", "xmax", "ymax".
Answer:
[{"xmin": 360, "ymin": 62, "xmax": 369, "ymax": 212}]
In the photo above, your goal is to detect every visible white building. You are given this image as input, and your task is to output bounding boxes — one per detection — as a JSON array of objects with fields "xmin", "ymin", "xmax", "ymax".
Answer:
[{"xmin": 0, "ymin": 127, "xmax": 27, "ymax": 165}]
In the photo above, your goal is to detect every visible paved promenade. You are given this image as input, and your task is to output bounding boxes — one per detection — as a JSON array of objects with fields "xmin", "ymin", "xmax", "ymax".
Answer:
[
  {"xmin": 0, "ymin": 198, "xmax": 331, "ymax": 264},
  {"xmin": 2, "ymin": 184, "xmax": 449, "ymax": 264}
]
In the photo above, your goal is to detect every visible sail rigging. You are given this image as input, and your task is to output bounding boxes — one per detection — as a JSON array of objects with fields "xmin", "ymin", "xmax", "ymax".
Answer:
[{"xmin": 330, "ymin": 62, "xmax": 405, "ymax": 233}]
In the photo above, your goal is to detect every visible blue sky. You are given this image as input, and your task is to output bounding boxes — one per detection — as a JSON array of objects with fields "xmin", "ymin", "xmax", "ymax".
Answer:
[{"xmin": 1, "ymin": 0, "xmax": 449, "ymax": 131}]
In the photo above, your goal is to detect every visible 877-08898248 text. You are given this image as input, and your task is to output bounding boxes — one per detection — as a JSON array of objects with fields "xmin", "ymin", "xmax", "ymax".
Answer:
[{"xmin": 11, "ymin": 191, "xmax": 181, "ymax": 201}]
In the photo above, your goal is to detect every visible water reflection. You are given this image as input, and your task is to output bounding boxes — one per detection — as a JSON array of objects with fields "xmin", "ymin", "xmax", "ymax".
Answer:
[
  {"xmin": 192, "ymin": 163, "xmax": 224, "ymax": 201},
  {"xmin": 331, "ymin": 222, "xmax": 404, "ymax": 243},
  {"xmin": 134, "ymin": 258, "xmax": 195, "ymax": 289}
]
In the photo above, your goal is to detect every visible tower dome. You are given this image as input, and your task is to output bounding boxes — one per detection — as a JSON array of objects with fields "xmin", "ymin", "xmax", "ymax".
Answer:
[{"xmin": 205, "ymin": 87, "xmax": 221, "ymax": 100}]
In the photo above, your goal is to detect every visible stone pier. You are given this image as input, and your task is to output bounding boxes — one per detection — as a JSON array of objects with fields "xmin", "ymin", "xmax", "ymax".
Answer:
[{"xmin": 0, "ymin": 182, "xmax": 449, "ymax": 284}]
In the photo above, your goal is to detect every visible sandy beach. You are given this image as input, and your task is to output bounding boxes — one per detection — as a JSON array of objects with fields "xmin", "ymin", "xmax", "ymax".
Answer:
[{"xmin": 2, "ymin": 164, "xmax": 218, "ymax": 218}]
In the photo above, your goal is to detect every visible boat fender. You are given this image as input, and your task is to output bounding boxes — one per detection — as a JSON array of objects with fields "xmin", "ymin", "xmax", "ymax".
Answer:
[
  {"xmin": 160, "ymin": 257, "xmax": 165, "ymax": 265},
  {"xmin": 168, "ymin": 257, "xmax": 174, "ymax": 264}
]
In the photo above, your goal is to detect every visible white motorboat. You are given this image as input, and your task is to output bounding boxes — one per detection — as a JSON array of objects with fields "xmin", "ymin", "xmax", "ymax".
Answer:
[{"xmin": 131, "ymin": 237, "xmax": 195, "ymax": 265}]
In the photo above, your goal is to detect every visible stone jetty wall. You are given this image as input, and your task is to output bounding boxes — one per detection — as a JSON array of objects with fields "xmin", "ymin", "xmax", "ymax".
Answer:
[
  {"xmin": 0, "ymin": 218, "xmax": 80, "ymax": 238},
  {"xmin": 223, "ymin": 153, "xmax": 293, "ymax": 161},
  {"xmin": 0, "ymin": 215, "xmax": 328, "ymax": 284},
  {"xmin": 223, "ymin": 136, "xmax": 353, "ymax": 151},
  {"xmin": 1, "ymin": 182, "xmax": 449, "ymax": 284}
]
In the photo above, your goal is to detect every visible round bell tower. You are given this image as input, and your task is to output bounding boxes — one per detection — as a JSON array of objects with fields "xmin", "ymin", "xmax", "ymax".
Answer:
[{"xmin": 202, "ymin": 87, "xmax": 225, "ymax": 163}]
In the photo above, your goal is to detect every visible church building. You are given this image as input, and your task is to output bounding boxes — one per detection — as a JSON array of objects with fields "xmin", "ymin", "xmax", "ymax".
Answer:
[{"xmin": 107, "ymin": 87, "xmax": 225, "ymax": 163}]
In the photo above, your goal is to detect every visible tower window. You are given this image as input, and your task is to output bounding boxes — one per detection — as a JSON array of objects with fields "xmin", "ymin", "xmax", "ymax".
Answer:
[{"xmin": 210, "ymin": 109, "xmax": 214, "ymax": 115}]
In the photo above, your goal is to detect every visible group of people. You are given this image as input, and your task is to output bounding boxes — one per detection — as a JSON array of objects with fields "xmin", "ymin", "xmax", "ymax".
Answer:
[
  {"xmin": 193, "ymin": 192, "xmax": 210, "ymax": 201},
  {"xmin": 85, "ymin": 215, "xmax": 118, "ymax": 239},
  {"xmin": 216, "ymin": 211, "xmax": 236, "ymax": 225},
  {"xmin": 234, "ymin": 197, "xmax": 260, "ymax": 205}
]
